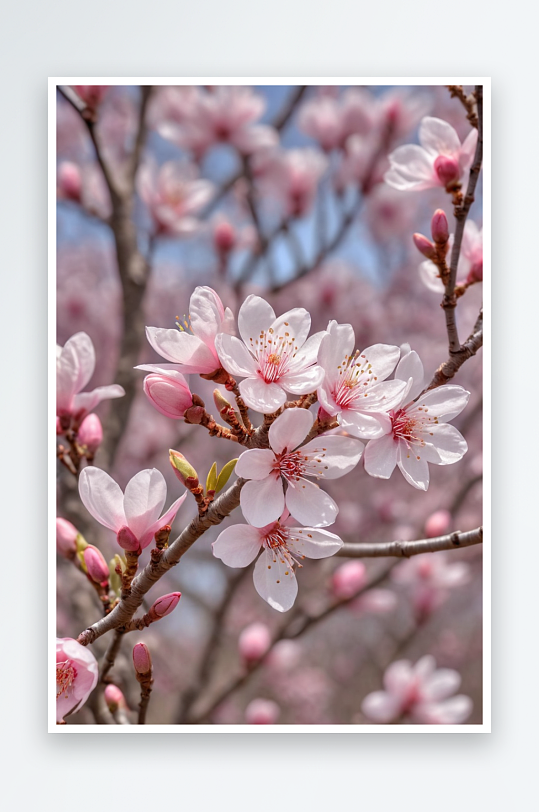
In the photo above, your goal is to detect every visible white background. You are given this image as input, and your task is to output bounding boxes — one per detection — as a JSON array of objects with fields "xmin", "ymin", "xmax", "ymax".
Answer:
[{"xmin": 1, "ymin": 1, "xmax": 533, "ymax": 809}]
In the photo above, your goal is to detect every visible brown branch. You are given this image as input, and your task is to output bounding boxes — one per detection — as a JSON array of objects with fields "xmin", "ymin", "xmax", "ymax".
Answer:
[
  {"xmin": 447, "ymin": 86, "xmax": 479, "ymax": 129},
  {"xmin": 425, "ymin": 306, "xmax": 483, "ymax": 390},
  {"xmin": 100, "ymin": 630, "xmax": 124, "ymax": 683},
  {"xmin": 337, "ymin": 526, "xmax": 483, "ymax": 558}
]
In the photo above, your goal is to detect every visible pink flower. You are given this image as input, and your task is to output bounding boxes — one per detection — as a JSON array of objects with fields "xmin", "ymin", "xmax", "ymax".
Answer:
[
  {"xmin": 213, "ymin": 512, "xmax": 343, "ymax": 612},
  {"xmin": 56, "ymin": 517, "xmax": 79, "ymax": 559},
  {"xmin": 361, "ymin": 655, "xmax": 472, "ymax": 724},
  {"xmin": 56, "ymin": 332, "xmax": 125, "ymax": 425},
  {"xmin": 215, "ymin": 295, "xmax": 325, "ymax": 413},
  {"xmin": 78, "ymin": 467, "xmax": 187, "ymax": 552},
  {"xmin": 77, "ymin": 413, "xmax": 103, "ymax": 454},
  {"xmin": 141, "ymin": 286, "xmax": 235, "ymax": 376},
  {"xmin": 57, "ymin": 161, "xmax": 82, "ymax": 202},
  {"xmin": 104, "ymin": 684, "xmax": 127, "ymax": 712},
  {"xmin": 72, "ymin": 85, "xmax": 109, "ymax": 110},
  {"xmin": 384, "ymin": 117, "xmax": 478, "ymax": 192},
  {"xmin": 298, "ymin": 95, "xmax": 346, "ymax": 151},
  {"xmin": 317, "ymin": 321, "xmax": 406, "ymax": 439},
  {"xmin": 331, "ymin": 561, "xmax": 367, "ymax": 600},
  {"xmin": 56, "ymin": 637, "xmax": 98, "ymax": 723},
  {"xmin": 424, "ymin": 509, "xmax": 451, "ymax": 538},
  {"xmin": 363, "ymin": 348, "xmax": 470, "ymax": 490},
  {"xmin": 137, "ymin": 160, "xmax": 214, "ymax": 236},
  {"xmin": 238, "ymin": 622, "xmax": 271, "ymax": 663},
  {"xmin": 83, "ymin": 545, "xmax": 109, "ymax": 585},
  {"xmin": 258, "ymin": 148, "xmax": 328, "ymax": 217},
  {"xmin": 143, "ymin": 371, "xmax": 193, "ymax": 419},
  {"xmin": 236, "ymin": 408, "xmax": 363, "ymax": 527},
  {"xmin": 392, "ymin": 551, "xmax": 470, "ymax": 620},
  {"xmin": 419, "ymin": 220, "xmax": 483, "ymax": 292},
  {"xmin": 245, "ymin": 698, "xmax": 280, "ymax": 724}
]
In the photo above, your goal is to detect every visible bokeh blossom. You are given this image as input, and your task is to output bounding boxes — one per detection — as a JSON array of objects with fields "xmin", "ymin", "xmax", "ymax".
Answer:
[{"xmin": 56, "ymin": 637, "xmax": 98, "ymax": 723}]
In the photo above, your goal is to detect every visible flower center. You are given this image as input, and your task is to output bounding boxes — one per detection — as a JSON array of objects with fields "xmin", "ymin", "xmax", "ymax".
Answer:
[
  {"xmin": 390, "ymin": 406, "xmax": 439, "ymax": 449},
  {"xmin": 247, "ymin": 324, "xmax": 299, "ymax": 383},
  {"xmin": 56, "ymin": 659, "xmax": 77, "ymax": 699},
  {"xmin": 332, "ymin": 351, "xmax": 377, "ymax": 408},
  {"xmin": 263, "ymin": 524, "xmax": 306, "ymax": 578},
  {"xmin": 274, "ymin": 446, "xmax": 328, "ymax": 484},
  {"xmin": 175, "ymin": 314, "xmax": 194, "ymax": 334}
]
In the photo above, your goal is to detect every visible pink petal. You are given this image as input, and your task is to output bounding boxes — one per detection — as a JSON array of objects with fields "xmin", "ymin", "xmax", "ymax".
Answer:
[
  {"xmin": 212, "ymin": 524, "xmax": 263, "ymax": 567},
  {"xmin": 413, "ymin": 696, "xmax": 472, "ymax": 724},
  {"xmin": 268, "ymin": 408, "xmax": 314, "ymax": 454},
  {"xmin": 239, "ymin": 377, "xmax": 287, "ymax": 414},
  {"xmin": 419, "ymin": 117, "xmax": 461, "ymax": 156},
  {"xmin": 72, "ymin": 384, "xmax": 125, "ymax": 413},
  {"xmin": 189, "ymin": 286, "xmax": 225, "ymax": 346},
  {"xmin": 270, "ymin": 307, "xmax": 312, "ymax": 351},
  {"xmin": 413, "ymin": 386, "xmax": 470, "ymax": 422},
  {"xmin": 459, "ymin": 128, "xmax": 478, "ymax": 172},
  {"xmin": 419, "ymin": 260, "xmax": 444, "ymax": 293},
  {"xmin": 360, "ymin": 343, "xmax": 401, "ymax": 381},
  {"xmin": 301, "ymin": 435, "xmax": 364, "ymax": 479},
  {"xmin": 286, "ymin": 527, "xmax": 343, "ymax": 559},
  {"xmin": 279, "ymin": 365, "xmax": 325, "ymax": 394},
  {"xmin": 286, "ymin": 331, "xmax": 326, "ymax": 371},
  {"xmin": 421, "ymin": 669, "xmax": 461, "ymax": 702},
  {"xmin": 253, "ymin": 549, "xmax": 298, "ymax": 612},
  {"xmin": 341, "ymin": 410, "xmax": 392, "ymax": 440},
  {"xmin": 285, "ymin": 478, "xmax": 338, "ymax": 527},
  {"xmin": 215, "ymin": 333, "xmax": 257, "ymax": 377},
  {"xmin": 146, "ymin": 326, "xmax": 218, "ymax": 373},
  {"xmin": 395, "ymin": 349, "xmax": 425, "ymax": 398},
  {"xmin": 237, "ymin": 294, "xmax": 275, "ymax": 347},
  {"xmin": 235, "ymin": 448, "xmax": 276, "ymax": 480},
  {"xmin": 64, "ymin": 332, "xmax": 96, "ymax": 393},
  {"xmin": 240, "ymin": 476, "xmax": 285, "ymax": 527},
  {"xmin": 427, "ymin": 423, "xmax": 468, "ymax": 465},
  {"xmin": 318, "ymin": 321, "xmax": 355, "ymax": 387},
  {"xmin": 78, "ymin": 467, "xmax": 126, "ymax": 531},
  {"xmin": 397, "ymin": 445, "xmax": 430, "ymax": 490},
  {"xmin": 361, "ymin": 690, "xmax": 402, "ymax": 723},
  {"xmin": 364, "ymin": 434, "xmax": 398, "ymax": 479},
  {"xmin": 383, "ymin": 659, "xmax": 414, "ymax": 699},
  {"xmin": 123, "ymin": 469, "xmax": 167, "ymax": 540},
  {"xmin": 138, "ymin": 492, "xmax": 188, "ymax": 549},
  {"xmin": 385, "ymin": 144, "xmax": 436, "ymax": 190}
]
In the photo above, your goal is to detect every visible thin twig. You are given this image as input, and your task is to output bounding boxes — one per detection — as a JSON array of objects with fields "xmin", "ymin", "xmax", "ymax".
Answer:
[{"xmin": 336, "ymin": 526, "xmax": 483, "ymax": 558}]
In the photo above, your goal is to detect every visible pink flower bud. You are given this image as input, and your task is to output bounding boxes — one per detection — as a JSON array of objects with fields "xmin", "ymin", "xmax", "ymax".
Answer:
[
  {"xmin": 214, "ymin": 220, "xmax": 236, "ymax": 254},
  {"xmin": 104, "ymin": 684, "xmax": 127, "ymax": 712},
  {"xmin": 413, "ymin": 233, "xmax": 436, "ymax": 259},
  {"xmin": 73, "ymin": 85, "xmax": 109, "ymax": 110},
  {"xmin": 213, "ymin": 388, "xmax": 233, "ymax": 414},
  {"xmin": 56, "ymin": 517, "xmax": 78, "ymax": 559},
  {"xmin": 169, "ymin": 450, "xmax": 199, "ymax": 488},
  {"xmin": 132, "ymin": 643, "xmax": 152, "ymax": 676},
  {"xmin": 245, "ymin": 698, "xmax": 280, "ymax": 724},
  {"xmin": 466, "ymin": 261, "xmax": 483, "ymax": 284},
  {"xmin": 431, "ymin": 209, "xmax": 449, "ymax": 244},
  {"xmin": 331, "ymin": 561, "xmax": 367, "ymax": 600},
  {"xmin": 424, "ymin": 509, "xmax": 451, "ymax": 538},
  {"xmin": 116, "ymin": 526, "xmax": 140, "ymax": 552},
  {"xmin": 83, "ymin": 545, "xmax": 109, "ymax": 585},
  {"xmin": 353, "ymin": 588, "xmax": 397, "ymax": 614},
  {"xmin": 77, "ymin": 413, "xmax": 103, "ymax": 453},
  {"xmin": 149, "ymin": 592, "xmax": 182, "ymax": 620},
  {"xmin": 143, "ymin": 374, "xmax": 193, "ymax": 420},
  {"xmin": 58, "ymin": 162, "xmax": 82, "ymax": 202},
  {"xmin": 238, "ymin": 622, "xmax": 271, "ymax": 664},
  {"xmin": 434, "ymin": 156, "xmax": 460, "ymax": 188}
]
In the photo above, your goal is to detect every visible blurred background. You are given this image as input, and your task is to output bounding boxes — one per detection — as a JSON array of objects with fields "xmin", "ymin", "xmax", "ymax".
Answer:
[{"xmin": 56, "ymin": 84, "xmax": 483, "ymax": 725}]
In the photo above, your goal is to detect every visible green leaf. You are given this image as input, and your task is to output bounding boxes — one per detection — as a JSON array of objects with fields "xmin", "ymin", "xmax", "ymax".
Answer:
[
  {"xmin": 75, "ymin": 533, "xmax": 88, "ymax": 554},
  {"xmin": 206, "ymin": 461, "xmax": 218, "ymax": 494},
  {"xmin": 216, "ymin": 458, "xmax": 238, "ymax": 493}
]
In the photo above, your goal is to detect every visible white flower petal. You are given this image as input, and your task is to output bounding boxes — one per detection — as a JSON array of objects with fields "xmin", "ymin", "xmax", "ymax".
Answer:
[
  {"xmin": 427, "ymin": 423, "xmax": 468, "ymax": 465},
  {"xmin": 419, "ymin": 117, "xmax": 461, "ymax": 156},
  {"xmin": 72, "ymin": 385, "xmax": 125, "ymax": 413},
  {"xmin": 215, "ymin": 333, "xmax": 257, "ymax": 377},
  {"xmin": 188, "ymin": 286, "xmax": 225, "ymax": 345},
  {"xmin": 318, "ymin": 322, "xmax": 355, "ymax": 387},
  {"xmin": 235, "ymin": 449, "xmax": 276, "ymax": 480},
  {"xmin": 268, "ymin": 408, "xmax": 314, "ymax": 454},
  {"xmin": 270, "ymin": 307, "xmax": 312, "ymax": 350},
  {"xmin": 279, "ymin": 364, "xmax": 325, "ymax": 394},
  {"xmin": 253, "ymin": 549, "xmax": 298, "ymax": 612},
  {"xmin": 385, "ymin": 144, "xmax": 435, "ymax": 190},
  {"xmin": 212, "ymin": 524, "xmax": 262, "ymax": 567},
  {"xmin": 360, "ymin": 343, "xmax": 401, "ymax": 381},
  {"xmin": 301, "ymin": 435, "xmax": 364, "ymax": 479},
  {"xmin": 341, "ymin": 411, "xmax": 392, "ymax": 439},
  {"xmin": 459, "ymin": 128, "xmax": 478, "ymax": 172},
  {"xmin": 240, "ymin": 477, "xmax": 285, "ymax": 527},
  {"xmin": 413, "ymin": 696, "xmax": 472, "ymax": 725},
  {"xmin": 238, "ymin": 295, "xmax": 275, "ymax": 346},
  {"xmin": 286, "ymin": 527, "xmax": 343, "ymax": 559},
  {"xmin": 285, "ymin": 479, "xmax": 338, "ymax": 527},
  {"xmin": 123, "ymin": 469, "xmax": 167, "ymax": 540},
  {"xmin": 286, "ymin": 331, "xmax": 326, "ymax": 371},
  {"xmin": 395, "ymin": 349, "xmax": 425, "ymax": 399},
  {"xmin": 239, "ymin": 377, "xmax": 287, "ymax": 414},
  {"xmin": 364, "ymin": 434, "xmax": 398, "ymax": 479},
  {"xmin": 146, "ymin": 326, "xmax": 218, "ymax": 373},
  {"xmin": 397, "ymin": 445, "xmax": 430, "ymax": 490},
  {"xmin": 361, "ymin": 690, "xmax": 402, "ymax": 723},
  {"xmin": 422, "ymin": 669, "xmax": 461, "ymax": 702},
  {"xmin": 419, "ymin": 260, "xmax": 444, "ymax": 293},
  {"xmin": 413, "ymin": 386, "xmax": 470, "ymax": 422},
  {"xmin": 79, "ymin": 467, "xmax": 126, "ymax": 531}
]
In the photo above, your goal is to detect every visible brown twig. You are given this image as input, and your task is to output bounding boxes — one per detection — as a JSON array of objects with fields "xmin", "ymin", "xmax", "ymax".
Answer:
[
  {"xmin": 425, "ymin": 307, "xmax": 483, "ymax": 391},
  {"xmin": 336, "ymin": 526, "xmax": 483, "ymax": 558},
  {"xmin": 447, "ymin": 86, "xmax": 479, "ymax": 129}
]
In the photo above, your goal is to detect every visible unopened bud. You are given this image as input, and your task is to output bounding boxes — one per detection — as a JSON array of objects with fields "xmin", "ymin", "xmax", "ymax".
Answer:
[
  {"xmin": 73, "ymin": 85, "xmax": 109, "ymax": 110},
  {"xmin": 431, "ymin": 209, "xmax": 449, "ymax": 244},
  {"xmin": 213, "ymin": 388, "xmax": 233, "ymax": 414},
  {"xmin": 77, "ymin": 413, "xmax": 103, "ymax": 454},
  {"xmin": 214, "ymin": 220, "xmax": 236, "ymax": 254},
  {"xmin": 413, "ymin": 233, "xmax": 436, "ymax": 259},
  {"xmin": 184, "ymin": 405, "xmax": 205, "ymax": 424},
  {"xmin": 149, "ymin": 591, "xmax": 182, "ymax": 620},
  {"xmin": 169, "ymin": 449, "xmax": 199, "ymax": 487},
  {"xmin": 104, "ymin": 684, "xmax": 127, "ymax": 713},
  {"xmin": 424, "ymin": 509, "xmax": 451, "ymax": 538},
  {"xmin": 434, "ymin": 155, "xmax": 460, "ymax": 189},
  {"xmin": 143, "ymin": 374, "xmax": 193, "ymax": 419},
  {"xmin": 238, "ymin": 622, "xmax": 271, "ymax": 664},
  {"xmin": 245, "ymin": 698, "xmax": 280, "ymax": 725},
  {"xmin": 83, "ymin": 545, "xmax": 110, "ymax": 585},
  {"xmin": 331, "ymin": 561, "xmax": 367, "ymax": 600},
  {"xmin": 57, "ymin": 161, "xmax": 82, "ymax": 202},
  {"xmin": 132, "ymin": 642, "xmax": 152, "ymax": 676},
  {"xmin": 56, "ymin": 518, "xmax": 78, "ymax": 559},
  {"xmin": 116, "ymin": 525, "xmax": 140, "ymax": 552}
]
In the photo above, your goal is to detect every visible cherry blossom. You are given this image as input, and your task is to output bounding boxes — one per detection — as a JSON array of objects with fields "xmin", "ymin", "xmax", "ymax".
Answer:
[
  {"xmin": 141, "ymin": 286, "xmax": 235, "ymax": 376},
  {"xmin": 298, "ymin": 95, "xmax": 347, "ymax": 151},
  {"xmin": 363, "ymin": 348, "xmax": 469, "ymax": 490},
  {"xmin": 215, "ymin": 295, "xmax": 326, "ymax": 413},
  {"xmin": 257, "ymin": 148, "xmax": 328, "ymax": 218},
  {"xmin": 361, "ymin": 655, "xmax": 472, "ymax": 724},
  {"xmin": 137, "ymin": 160, "xmax": 214, "ymax": 236},
  {"xmin": 212, "ymin": 511, "xmax": 343, "ymax": 612},
  {"xmin": 235, "ymin": 407, "xmax": 363, "ymax": 527},
  {"xmin": 56, "ymin": 332, "xmax": 125, "ymax": 425},
  {"xmin": 384, "ymin": 116, "xmax": 478, "ymax": 192},
  {"xmin": 245, "ymin": 698, "xmax": 280, "ymax": 724},
  {"xmin": 56, "ymin": 637, "xmax": 99, "ymax": 723},
  {"xmin": 143, "ymin": 371, "xmax": 193, "ymax": 419},
  {"xmin": 317, "ymin": 320, "xmax": 406, "ymax": 439},
  {"xmin": 78, "ymin": 467, "xmax": 187, "ymax": 552},
  {"xmin": 238, "ymin": 622, "xmax": 272, "ymax": 663},
  {"xmin": 419, "ymin": 220, "xmax": 483, "ymax": 292},
  {"xmin": 392, "ymin": 551, "xmax": 470, "ymax": 620}
]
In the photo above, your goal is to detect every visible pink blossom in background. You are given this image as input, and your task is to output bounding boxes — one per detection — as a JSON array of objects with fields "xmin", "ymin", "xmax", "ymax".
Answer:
[
  {"xmin": 392, "ymin": 551, "xmax": 470, "ymax": 620},
  {"xmin": 364, "ymin": 348, "xmax": 470, "ymax": 490},
  {"xmin": 56, "ymin": 518, "xmax": 79, "ymax": 559},
  {"xmin": 213, "ymin": 513, "xmax": 343, "ymax": 612},
  {"xmin": 57, "ymin": 161, "xmax": 82, "ymax": 202},
  {"xmin": 142, "ymin": 285, "xmax": 235, "ymax": 376},
  {"xmin": 257, "ymin": 148, "xmax": 328, "ymax": 217},
  {"xmin": 245, "ymin": 698, "xmax": 280, "ymax": 724},
  {"xmin": 331, "ymin": 561, "xmax": 367, "ymax": 600},
  {"xmin": 56, "ymin": 637, "xmax": 98, "ymax": 723},
  {"xmin": 238, "ymin": 622, "xmax": 272, "ymax": 663},
  {"xmin": 72, "ymin": 85, "xmax": 109, "ymax": 110},
  {"xmin": 56, "ymin": 332, "xmax": 125, "ymax": 426},
  {"xmin": 298, "ymin": 95, "xmax": 347, "ymax": 151},
  {"xmin": 419, "ymin": 220, "xmax": 483, "ymax": 292},
  {"xmin": 384, "ymin": 116, "xmax": 478, "ymax": 192},
  {"xmin": 104, "ymin": 684, "xmax": 128, "ymax": 712},
  {"xmin": 317, "ymin": 320, "xmax": 405, "ymax": 439},
  {"xmin": 352, "ymin": 588, "xmax": 397, "ymax": 615},
  {"xmin": 78, "ymin": 467, "xmax": 187, "ymax": 552},
  {"xmin": 235, "ymin": 408, "xmax": 363, "ymax": 527},
  {"xmin": 364, "ymin": 185, "xmax": 418, "ymax": 242},
  {"xmin": 361, "ymin": 655, "xmax": 472, "ymax": 724},
  {"xmin": 137, "ymin": 160, "xmax": 214, "ymax": 236},
  {"xmin": 77, "ymin": 413, "xmax": 103, "ymax": 454},
  {"xmin": 215, "ymin": 295, "xmax": 325, "ymax": 413},
  {"xmin": 424, "ymin": 509, "xmax": 452, "ymax": 537},
  {"xmin": 142, "ymin": 371, "xmax": 193, "ymax": 419}
]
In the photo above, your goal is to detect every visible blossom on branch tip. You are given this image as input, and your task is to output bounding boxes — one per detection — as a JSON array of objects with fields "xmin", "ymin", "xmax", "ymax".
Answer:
[
  {"xmin": 361, "ymin": 655, "xmax": 472, "ymax": 724},
  {"xmin": 215, "ymin": 295, "xmax": 326, "ymax": 414},
  {"xmin": 235, "ymin": 407, "xmax": 363, "ymax": 527},
  {"xmin": 149, "ymin": 592, "xmax": 182, "ymax": 620},
  {"xmin": 56, "ymin": 332, "xmax": 124, "ymax": 425},
  {"xmin": 384, "ymin": 116, "xmax": 478, "ymax": 192},
  {"xmin": 83, "ymin": 545, "xmax": 109, "ymax": 586},
  {"xmin": 77, "ymin": 413, "xmax": 103, "ymax": 454},
  {"xmin": 143, "ymin": 371, "xmax": 193, "ymax": 419},
  {"xmin": 363, "ymin": 348, "xmax": 469, "ymax": 491},
  {"xmin": 132, "ymin": 643, "xmax": 152, "ymax": 676},
  {"xmin": 56, "ymin": 638, "xmax": 98, "ymax": 723},
  {"xmin": 419, "ymin": 220, "xmax": 483, "ymax": 293},
  {"xmin": 141, "ymin": 286, "xmax": 235, "ymax": 376},
  {"xmin": 212, "ymin": 511, "xmax": 343, "ymax": 612},
  {"xmin": 317, "ymin": 320, "xmax": 406, "ymax": 439},
  {"xmin": 78, "ymin": 467, "xmax": 187, "ymax": 552},
  {"xmin": 56, "ymin": 518, "xmax": 79, "ymax": 559}
]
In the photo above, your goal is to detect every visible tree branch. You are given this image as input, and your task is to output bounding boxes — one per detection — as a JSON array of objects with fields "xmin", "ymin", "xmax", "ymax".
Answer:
[{"xmin": 336, "ymin": 526, "xmax": 483, "ymax": 558}]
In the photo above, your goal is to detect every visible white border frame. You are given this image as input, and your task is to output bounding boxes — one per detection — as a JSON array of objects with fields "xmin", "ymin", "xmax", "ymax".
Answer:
[{"xmin": 49, "ymin": 76, "xmax": 490, "ymax": 733}]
